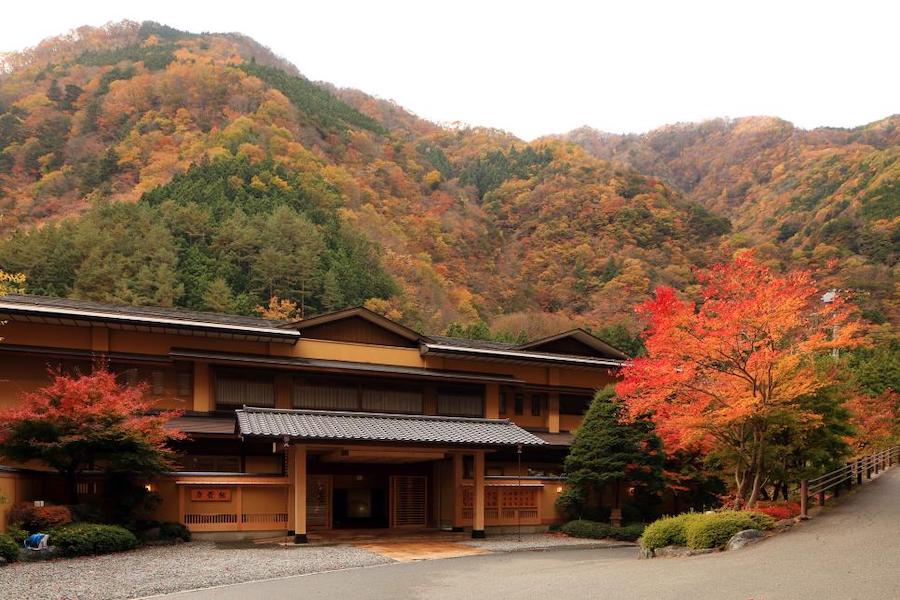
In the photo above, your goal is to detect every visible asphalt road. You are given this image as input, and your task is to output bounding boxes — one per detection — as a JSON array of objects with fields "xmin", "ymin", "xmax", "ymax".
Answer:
[{"xmin": 158, "ymin": 468, "xmax": 900, "ymax": 600}]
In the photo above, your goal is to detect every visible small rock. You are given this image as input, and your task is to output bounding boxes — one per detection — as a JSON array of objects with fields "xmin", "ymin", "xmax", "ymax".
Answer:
[
  {"xmin": 726, "ymin": 528, "xmax": 764, "ymax": 551},
  {"xmin": 774, "ymin": 518, "xmax": 795, "ymax": 531},
  {"xmin": 637, "ymin": 546, "xmax": 654, "ymax": 559}
]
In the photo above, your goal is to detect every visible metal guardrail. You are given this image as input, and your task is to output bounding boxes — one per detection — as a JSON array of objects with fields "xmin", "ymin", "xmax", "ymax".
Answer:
[{"xmin": 799, "ymin": 446, "xmax": 899, "ymax": 518}]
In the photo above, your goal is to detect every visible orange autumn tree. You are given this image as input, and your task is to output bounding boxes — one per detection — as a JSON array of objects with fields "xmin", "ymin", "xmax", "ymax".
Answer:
[
  {"xmin": 0, "ymin": 367, "xmax": 184, "ymax": 503},
  {"xmin": 616, "ymin": 252, "xmax": 863, "ymax": 507}
]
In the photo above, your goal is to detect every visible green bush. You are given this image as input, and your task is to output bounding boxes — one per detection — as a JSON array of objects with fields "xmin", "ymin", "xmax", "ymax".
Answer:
[
  {"xmin": 560, "ymin": 519, "xmax": 645, "ymax": 542},
  {"xmin": 51, "ymin": 524, "xmax": 138, "ymax": 557},
  {"xmin": 608, "ymin": 523, "xmax": 646, "ymax": 542},
  {"xmin": 5, "ymin": 524, "xmax": 28, "ymax": 544},
  {"xmin": 684, "ymin": 514, "xmax": 754, "ymax": 549},
  {"xmin": 640, "ymin": 514, "xmax": 699, "ymax": 549},
  {"xmin": 641, "ymin": 510, "xmax": 774, "ymax": 551},
  {"xmin": 0, "ymin": 533, "xmax": 19, "ymax": 563},
  {"xmin": 560, "ymin": 519, "xmax": 611, "ymax": 539},
  {"xmin": 159, "ymin": 522, "xmax": 191, "ymax": 542}
]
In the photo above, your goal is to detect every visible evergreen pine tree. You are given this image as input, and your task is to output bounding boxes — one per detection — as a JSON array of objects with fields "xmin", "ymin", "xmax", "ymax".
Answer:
[{"xmin": 562, "ymin": 386, "xmax": 664, "ymax": 522}]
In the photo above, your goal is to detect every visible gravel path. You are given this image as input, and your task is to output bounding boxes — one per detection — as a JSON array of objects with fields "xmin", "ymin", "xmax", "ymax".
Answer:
[
  {"xmin": 0, "ymin": 541, "xmax": 392, "ymax": 600},
  {"xmin": 462, "ymin": 532, "xmax": 633, "ymax": 552}
]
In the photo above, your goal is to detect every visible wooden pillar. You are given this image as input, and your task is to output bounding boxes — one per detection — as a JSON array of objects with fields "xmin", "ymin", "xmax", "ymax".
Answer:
[
  {"xmin": 178, "ymin": 485, "xmax": 186, "ymax": 526},
  {"xmin": 193, "ymin": 362, "xmax": 211, "ymax": 412},
  {"xmin": 799, "ymin": 480, "xmax": 808, "ymax": 519},
  {"xmin": 275, "ymin": 372, "xmax": 293, "ymax": 409},
  {"xmin": 484, "ymin": 384, "xmax": 500, "ymax": 419},
  {"xmin": 472, "ymin": 451, "xmax": 486, "ymax": 538},
  {"xmin": 293, "ymin": 444, "xmax": 308, "ymax": 543},
  {"xmin": 236, "ymin": 486, "xmax": 244, "ymax": 531},
  {"xmin": 548, "ymin": 392, "xmax": 560, "ymax": 433},
  {"xmin": 452, "ymin": 452, "xmax": 464, "ymax": 531}
]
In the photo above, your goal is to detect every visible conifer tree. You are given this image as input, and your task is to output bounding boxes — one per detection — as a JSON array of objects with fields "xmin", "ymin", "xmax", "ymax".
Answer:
[{"xmin": 563, "ymin": 386, "xmax": 664, "ymax": 521}]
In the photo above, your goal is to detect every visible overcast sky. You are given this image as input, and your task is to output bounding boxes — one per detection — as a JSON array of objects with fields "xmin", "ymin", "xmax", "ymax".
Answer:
[{"xmin": 3, "ymin": 1, "xmax": 898, "ymax": 140}]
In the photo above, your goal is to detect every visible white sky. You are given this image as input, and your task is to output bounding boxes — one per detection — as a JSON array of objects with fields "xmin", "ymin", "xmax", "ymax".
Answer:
[{"xmin": 3, "ymin": 0, "xmax": 898, "ymax": 140}]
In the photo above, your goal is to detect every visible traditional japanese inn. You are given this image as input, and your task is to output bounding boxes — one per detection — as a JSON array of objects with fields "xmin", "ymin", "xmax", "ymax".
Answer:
[{"xmin": 0, "ymin": 295, "xmax": 627, "ymax": 540}]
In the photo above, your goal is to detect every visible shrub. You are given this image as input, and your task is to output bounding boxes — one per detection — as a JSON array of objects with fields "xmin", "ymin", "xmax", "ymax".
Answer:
[
  {"xmin": 608, "ymin": 523, "xmax": 645, "ymax": 542},
  {"xmin": 749, "ymin": 502, "xmax": 799, "ymax": 521},
  {"xmin": 8, "ymin": 503, "xmax": 72, "ymax": 532},
  {"xmin": 51, "ymin": 524, "xmax": 138, "ymax": 557},
  {"xmin": 5, "ymin": 524, "xmax": 28, "ymax": 544},
  {"xmin": 159, "ymin": 522, "xmax": 190, "ymax": 542},
  {"xmin": 560, "ymin": 519, "xmax": 611, "ymax": 539},
  {"xmin": 640, "ymin": 514, "xmax": 699, "ymax": 549},
  {"xmin": 684, "ymin": 514, "xmax": 754, "ymax": 549},
  {"xmin": 0, "ymin": 533, "xmax": 19, "ymax": 563},
  {"xmin": 560, "ymin": 519, "xmax": 645, "ymax": 542}
]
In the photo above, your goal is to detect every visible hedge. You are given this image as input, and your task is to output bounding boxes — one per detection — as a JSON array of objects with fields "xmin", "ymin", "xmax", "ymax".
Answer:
[
  {"xmin": 51, "ymin": 524, "xmax": 138, "ymax": 557},
  {"xmin": 0, "ymin": 533, "xmax": 19, "ymax": 563},
  {"xmin": 640, "ymin": 511, "xmax": 775, "ymax": 550},
  {"xmin": 560, "ymin": 519, "xmax": 645, "ymax": 542}
]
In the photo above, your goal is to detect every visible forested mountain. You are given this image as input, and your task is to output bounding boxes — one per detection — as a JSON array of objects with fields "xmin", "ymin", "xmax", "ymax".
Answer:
[
  {"xmin": 0, "ymin": 21, "xmax": 895, "ymax": 340},
  {"xmin": 552, "ymin": 117, "xmax": 899, "ymax": 329}
]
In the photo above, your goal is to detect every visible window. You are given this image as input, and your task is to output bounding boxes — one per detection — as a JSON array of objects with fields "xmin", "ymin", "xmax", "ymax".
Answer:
[
  {"xmin": 293, "ymin": 378, "xmax": 424, "ymax": 414},
  {"xmin": 560, "ymin": 394, "xmax": 592, "ymax": 415},
  {"xmin": 499, "ymin": 391, "xmax": 507, "ymax": 415},
  {"xmin": 437, "ymin": 386, "xmax": 484, "ymax": 418},
  {"xmin": 215, "ymin": 373, "xmax": 275, "ymax": 409},
  {"xmin": 294, "ymin": 381, "xmax": 358, "ymax": 410},
  {"xmin": 530, "ymin": 393, "xmax": 546, "ymax": 416},
  {"xmin": 361, "ymin": 388, "xmax": 423, "ymax": 414},
  {"xmin": 177, "ymin": 372, "xmax": 192, "ymax": 397},
  {"xmin": 150, "ymin": 370, "xmax": 165, "ymax": 395},
  {"xmin": 514, "ymin": 393, "xmax": 524, "ymax": 415},
  {"xmin": 180, "ymin": 455, "xmax": 242, "ymax": 473}
]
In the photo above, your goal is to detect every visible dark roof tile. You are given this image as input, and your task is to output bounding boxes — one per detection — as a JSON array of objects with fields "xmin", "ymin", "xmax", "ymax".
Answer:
[{"xmin": 236, "ymin": 407, "xmax": 546, "ymax": 446}]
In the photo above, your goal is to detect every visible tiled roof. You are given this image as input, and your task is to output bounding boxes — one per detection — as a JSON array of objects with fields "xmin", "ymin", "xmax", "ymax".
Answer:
[
  {"xmin": 532, "ymin": 431, "xmax": 576, "ymax": 447},
  {"xmin": 0, "ymin": 294, "xmax": 288, "ymax": 329},
  {"xmin": 236, "ymin": 407, "xmax": 547, "ymax": 446},
  {"xmin": 427, "ymin": 335, "xmax": 519, "ymax": 351},
  {"xmin": 0, "ymin": 294, "xmax": 298, "ymax": 341}
]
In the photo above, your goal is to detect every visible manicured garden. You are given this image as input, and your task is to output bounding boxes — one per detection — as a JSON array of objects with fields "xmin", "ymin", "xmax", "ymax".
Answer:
[{"xmin": 0, "ymin": 501, "xmax": 190, "ymax": 564}]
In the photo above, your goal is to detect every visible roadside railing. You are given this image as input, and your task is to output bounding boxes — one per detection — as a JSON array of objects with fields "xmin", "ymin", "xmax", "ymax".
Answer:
[{"xmin": 799, "ymin": 446, "xmax": 899, "ymax": 518}]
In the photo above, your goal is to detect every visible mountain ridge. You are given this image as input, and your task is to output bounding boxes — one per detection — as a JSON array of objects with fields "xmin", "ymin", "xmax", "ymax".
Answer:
[{"xmin": 0, "ymin": 22, "xmax": 895, "ymax": 338}]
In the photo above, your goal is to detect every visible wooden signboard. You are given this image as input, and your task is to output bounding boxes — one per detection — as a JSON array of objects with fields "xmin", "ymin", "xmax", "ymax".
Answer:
[{"xmin": 190, "ymin": 488, "xmax": 232, "ymax": 502}]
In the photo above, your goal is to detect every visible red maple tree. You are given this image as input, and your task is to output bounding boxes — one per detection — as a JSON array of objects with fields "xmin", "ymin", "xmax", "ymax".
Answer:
[
  {"xmin": 0, "ymin": 366, "xmax": 184, "ymax": 502},
  {"xmin": 616, "ymin": 252, "xmax": 863, "ymax": 506}
]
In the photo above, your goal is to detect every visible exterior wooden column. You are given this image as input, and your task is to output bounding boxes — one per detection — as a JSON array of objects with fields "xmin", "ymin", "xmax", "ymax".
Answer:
[
  {"xmin": 484, "ymin": 384, "xmax": 500, "ymax": 419},
  {"xmin": 548, "ymin": 392, "xmax": 560, "ymax": 433},
  {"xmin": 472, "ymin": 451, "xmax": 486, "ymax": 538},
  {"xmin": 293, "ymin": 444, "xmax": 308, "ymax": 543},
  {"xmin": 452, "ymin": 452, "xmax": 464, "ymax": 531},
  {"xmin": 192, "ymin": 361, "xmax": 211, "ymax": 412}
]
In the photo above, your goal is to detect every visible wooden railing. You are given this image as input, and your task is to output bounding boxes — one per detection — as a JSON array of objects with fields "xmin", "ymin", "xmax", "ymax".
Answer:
[
  {"xmin": 799, "ymin": 446, "xmax": 899, "ymax": 518},
  {"xmin": 184, "ymin": 512, "xmax": 288, "ymax": 531}
]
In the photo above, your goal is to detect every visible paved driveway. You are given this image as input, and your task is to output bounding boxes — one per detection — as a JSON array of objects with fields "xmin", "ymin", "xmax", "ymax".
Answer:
[{"xmin": 158, "ymin": 468, "xmax": 900, "ymax": 600}]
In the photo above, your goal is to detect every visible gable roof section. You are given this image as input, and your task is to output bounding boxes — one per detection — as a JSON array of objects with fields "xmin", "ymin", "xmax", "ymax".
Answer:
[
  {"xmin": 290, "ymin": 307, "xmax": 428, "ymax": 347},
  {"xmin": 236, "ymin": 407, "xmax": 546, "ymax": 446},
  {"xmin": 515, "ymin": 329, "xmax": 629, "ymax": 360},
  {"xmin": 0, "ymin": 294, "xmax": 299, "ymax": 343}
]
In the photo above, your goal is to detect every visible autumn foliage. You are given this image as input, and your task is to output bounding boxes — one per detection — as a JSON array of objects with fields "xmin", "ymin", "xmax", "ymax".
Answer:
[
  {"xmin": 617, "ymin": 253, "xmax": 864, "ymax": 506},
  {"xmin": 0, "ymin": 367, "xmax": 183, "ymax": 501}
]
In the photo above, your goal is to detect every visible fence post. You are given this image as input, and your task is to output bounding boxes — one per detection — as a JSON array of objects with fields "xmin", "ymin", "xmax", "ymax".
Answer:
[
  {"xmin": 867, "ymin": 457, "xmax": 873, "ymax": 479},
  {"xmin": 818, "ymin": 490, "xmax": 826, "ymax": 506},
  {"xmin": 799, "ymin": 480, "xmax": 809, "ymax": 519},
  {"xmin": 857, "ymin": 459, "xmax": 863, "ymax": 485}
]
